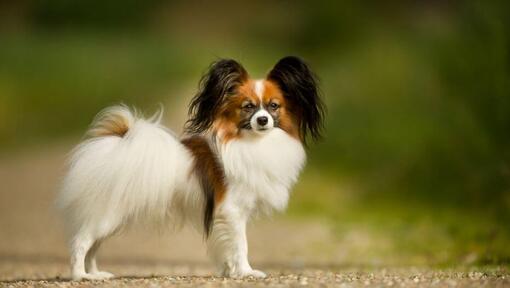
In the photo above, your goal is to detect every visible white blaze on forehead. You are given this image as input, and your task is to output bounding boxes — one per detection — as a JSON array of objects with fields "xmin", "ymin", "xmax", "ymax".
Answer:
[{"xmin": 254, "ymin": 79, "xmax": 265, "ymax": 101}]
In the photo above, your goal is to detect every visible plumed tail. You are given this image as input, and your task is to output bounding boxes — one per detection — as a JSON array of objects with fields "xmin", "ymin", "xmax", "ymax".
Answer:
[
  {"xmin": 87, "ymin": 105, "xmax": 137, "ymax": 138},
  {"xmin": 58, "ymin": 104, "xmax": 186, "ymax": 237}
]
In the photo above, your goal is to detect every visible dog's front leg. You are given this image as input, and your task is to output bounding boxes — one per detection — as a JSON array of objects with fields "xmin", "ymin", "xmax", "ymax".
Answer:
[{"xmin": 207, "ymin": 206, "xmax": 266, "ymax": 278}]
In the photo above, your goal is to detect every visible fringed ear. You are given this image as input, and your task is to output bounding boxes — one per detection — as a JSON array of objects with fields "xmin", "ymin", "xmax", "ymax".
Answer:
[
  {"xmin": 267, "ymin": 56, "xmax": 325, "ymax": 144},
  {"xmin": 185, "ymin": 59, "xmax": 248, "ymax": 134}
]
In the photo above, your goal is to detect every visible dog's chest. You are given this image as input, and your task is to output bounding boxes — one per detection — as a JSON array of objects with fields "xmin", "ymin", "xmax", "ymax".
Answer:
[{"xmin": 218, "ymin": 129, "xmax": 306, "ymax": 211}]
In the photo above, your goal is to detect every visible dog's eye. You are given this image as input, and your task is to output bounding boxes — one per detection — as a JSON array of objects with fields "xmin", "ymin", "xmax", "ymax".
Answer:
[
  {"xmin": 269, "ymin": 102, "xmax": 280, "ymax": 110},
  {"xmin": 242, "ymin": 103, "xmax": 255, "ymax": 110}
]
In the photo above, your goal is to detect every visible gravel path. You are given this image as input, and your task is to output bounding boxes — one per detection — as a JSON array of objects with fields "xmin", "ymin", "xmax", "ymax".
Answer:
[
  {"xmin": 0, "ymin": 145, "xmax": 508, "ymax": 287},
  {"xmin": 2, "ymin": 268, "xmax": 509, "ymax": 287}
]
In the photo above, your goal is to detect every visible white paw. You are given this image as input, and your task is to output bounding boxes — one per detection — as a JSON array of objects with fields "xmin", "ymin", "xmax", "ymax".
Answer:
[
  {"xmin": 247, "ymin": 269, "xmax": 267, "ymax": 278},
  {"xmin": 91, "ymin": 271, "xmax": 115, "ymax": 279},
  {"xmin": 229, "ymin": 269, "xmax": 267, "ymax": 279},
  {"xmin": 73, "ymin": 271, "xmax": 114, "ymax": 281}
]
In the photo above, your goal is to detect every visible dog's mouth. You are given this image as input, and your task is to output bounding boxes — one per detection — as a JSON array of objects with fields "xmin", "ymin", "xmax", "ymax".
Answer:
[
  {"xmin": 240, "ymin": 122, "xmax": 273, "ymax": 133},
  {"xmin": 240, "ymin": 125, "xmax": 270, "ymax": 132},
  {"xmin": 254, "ymin": 126, "xmax": 273, "ymax": 133}
]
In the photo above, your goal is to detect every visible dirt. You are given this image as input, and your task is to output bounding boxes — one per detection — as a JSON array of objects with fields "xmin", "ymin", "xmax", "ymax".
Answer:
[
  {"xmin": 0, "ymin": 144, "xmax": 508, "ymax": 287},
  {"xmin": 2, "ymin": 268, "xmax": 509, "ymax": 287}
]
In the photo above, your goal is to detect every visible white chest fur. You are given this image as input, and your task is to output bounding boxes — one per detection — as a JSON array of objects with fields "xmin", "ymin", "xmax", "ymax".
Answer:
[{"xmin": 218, "ymin": 129, "xmax": 306, "ymax": 214}]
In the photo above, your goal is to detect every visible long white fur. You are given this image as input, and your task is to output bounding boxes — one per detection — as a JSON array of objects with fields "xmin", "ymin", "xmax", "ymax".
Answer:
[
  {"xmin": 57, "ymin": 105, "xmax": 305, "ymax": 280},
  {"xmin": 208, "ymin": 129, "xmax": 305, "ymax": 277}
]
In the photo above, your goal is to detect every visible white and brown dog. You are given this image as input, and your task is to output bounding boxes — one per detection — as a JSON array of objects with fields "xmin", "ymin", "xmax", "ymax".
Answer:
[{"xmin": 57, "ymin": 56, "xmax": 325, "ymax": 280}]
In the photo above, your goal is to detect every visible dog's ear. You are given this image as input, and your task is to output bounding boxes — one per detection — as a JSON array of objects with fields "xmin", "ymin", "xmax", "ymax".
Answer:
[
  {"xmin": 186, "ymin": 59, "xmax": 248, "ymax": 134},
  {"xmin": 267, "ymin": 56, "xmax": 325, "ymax": 144}
]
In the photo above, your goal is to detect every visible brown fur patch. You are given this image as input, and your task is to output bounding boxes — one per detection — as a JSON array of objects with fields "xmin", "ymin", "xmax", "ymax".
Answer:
[
  {"xmin": 262, "ymin": 80, "xmax": 300, "ymax": 139},
  {"xmin": 181, "ymin": 136, "xmax": 226, "ymax": 236},
  {"xmin": 212, "ymin": 80, "xmax": 260, "ymax": 142}
]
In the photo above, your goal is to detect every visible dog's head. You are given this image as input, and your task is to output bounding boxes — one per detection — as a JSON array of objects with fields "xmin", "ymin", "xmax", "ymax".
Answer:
[{"xmin": 185, "ymin": 56, "xmax": 325, "ymax": 144}]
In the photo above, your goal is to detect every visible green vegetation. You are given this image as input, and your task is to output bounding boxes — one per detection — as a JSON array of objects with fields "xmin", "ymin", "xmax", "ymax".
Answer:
[
  {"xmin": 0, "ymin": 1, "xmax": 508, "ymax": 266},
  {"xmin": 289, "ymin": 170, "xmax": 510, "ymax": 266},
  {"xmin": 0, "ymin": 34, "xmax": 198, "ymax": 148}
]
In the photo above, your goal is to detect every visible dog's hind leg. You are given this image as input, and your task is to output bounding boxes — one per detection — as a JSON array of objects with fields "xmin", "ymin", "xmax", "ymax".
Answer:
[
  {"xmin": 71, "ymin": 233, "xmax": 113, "ymax": 281},
  {"xmin": 85, "ymin": 239, "xmax": 114, "ymax": 279},
  {"xmin": 70, "ymin": 233, "xmax": 94, "ymax": 280}
]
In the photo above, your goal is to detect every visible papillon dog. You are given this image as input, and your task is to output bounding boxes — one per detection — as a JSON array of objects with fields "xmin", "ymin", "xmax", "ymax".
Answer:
[{"xmin": 57, "ymin": 56, "xmax": 325, "ymax": 280}]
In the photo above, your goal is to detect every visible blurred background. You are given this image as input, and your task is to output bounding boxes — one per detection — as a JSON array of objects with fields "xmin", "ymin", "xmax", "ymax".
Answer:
[{"xmin": 0, "ymin": 0, "xmax": 509, "ymax": 276}]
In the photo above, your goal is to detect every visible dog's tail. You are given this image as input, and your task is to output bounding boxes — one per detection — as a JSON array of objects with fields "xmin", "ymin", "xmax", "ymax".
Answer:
[
  {"xmin": 58, "ymin": 103, "xmax": 180, "ymax": 237},
  {"xmin": 87, "ymin": 105, "xmax": 136, "ymax": 138},
  {"xmin": 87, "ymin": 105, "xmax": 163, "ymax": 138}
]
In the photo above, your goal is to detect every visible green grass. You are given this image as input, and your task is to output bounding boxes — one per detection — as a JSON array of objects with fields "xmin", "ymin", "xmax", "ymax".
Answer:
[
  {"xmin": 288, "ymin": 169, "xmax": 510, "ymax": 267},
  {"xmin": 0, "ymin": 33, "xmax": 203, "ymax": 149}
]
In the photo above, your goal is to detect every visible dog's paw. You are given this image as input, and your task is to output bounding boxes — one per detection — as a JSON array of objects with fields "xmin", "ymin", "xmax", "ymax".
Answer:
[
  {"xmin": 229, "ymin": 269, "xmax": 267, "ymax": 279},
  {"xmin": 246, "ymin": 269, "xmax": 267, "ymax": 278},
  {"xmin": 91, "ymin": 271, "xmax": 115, "ymax": 279},
  {"xmin": 72, "ymin": 271, "xmax": 114, "ymax": 281}
]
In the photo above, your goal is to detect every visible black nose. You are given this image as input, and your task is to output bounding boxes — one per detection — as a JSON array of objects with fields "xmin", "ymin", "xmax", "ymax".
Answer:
[{"xmin": 257, "ymin": 116, "xmax": 268, "ymax": 126}]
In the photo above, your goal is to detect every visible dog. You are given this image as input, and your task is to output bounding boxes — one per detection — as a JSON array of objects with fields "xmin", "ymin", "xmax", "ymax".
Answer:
[{"xmin": 57, "ymin": 56, "xmax": 325, "ymax": 280}]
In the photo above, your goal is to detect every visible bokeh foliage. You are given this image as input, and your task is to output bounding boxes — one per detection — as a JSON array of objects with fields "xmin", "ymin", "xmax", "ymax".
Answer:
[{"xmin": 0, "ymin": 0, "xmax": 508, "ymax": 265}]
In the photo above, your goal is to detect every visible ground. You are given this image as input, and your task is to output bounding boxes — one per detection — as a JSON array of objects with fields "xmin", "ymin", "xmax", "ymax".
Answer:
[{"xmin": 0, "ymin": 143, "xmax": 508, "ymax": 287}]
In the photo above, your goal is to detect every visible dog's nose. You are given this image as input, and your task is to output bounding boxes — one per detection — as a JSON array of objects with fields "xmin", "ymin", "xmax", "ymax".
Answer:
[{"xmin": 257, "ymin": 116, "xmax": 268, "ymax": 126}]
